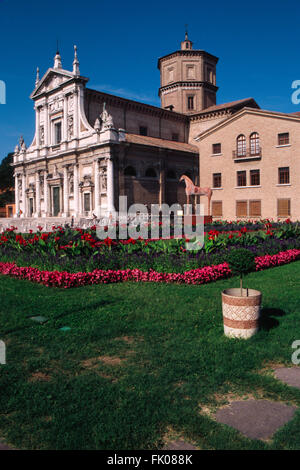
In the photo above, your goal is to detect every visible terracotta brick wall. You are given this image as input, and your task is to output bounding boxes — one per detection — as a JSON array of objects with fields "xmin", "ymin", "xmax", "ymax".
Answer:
[{"xmin": 196, "ymin": 110, "xmax": 300, "ymax": 220}]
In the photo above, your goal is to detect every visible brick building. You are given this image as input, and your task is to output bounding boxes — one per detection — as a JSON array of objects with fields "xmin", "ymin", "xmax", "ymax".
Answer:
[{"xmin": 12, "ymin": 33, "xmax": 300, "ymax": 221}]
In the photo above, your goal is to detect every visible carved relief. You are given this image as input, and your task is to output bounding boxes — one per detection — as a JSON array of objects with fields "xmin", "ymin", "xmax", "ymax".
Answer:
[
  {"xmin": 49, "ymin": 97, "xmax": 63, "ymax": 113},
  {"xmin": 68, "ymin": 115, "xmax": 74, "ymax": 139},
  {"xmin": 40, "ymin": 125, "xmax": 45, "ymax": 146},
  {"xmin": 68, "ymin": 94, "xmax": 74, "ymax": 111}
]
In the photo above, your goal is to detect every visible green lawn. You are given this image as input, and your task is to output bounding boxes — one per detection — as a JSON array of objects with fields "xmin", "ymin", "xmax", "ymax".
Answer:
[{"xmin": 0, "ymin": 262, "xmax": 300, "ymax": 450}]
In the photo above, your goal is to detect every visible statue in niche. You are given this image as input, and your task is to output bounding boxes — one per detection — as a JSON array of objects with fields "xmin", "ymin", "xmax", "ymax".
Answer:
[
  {"xmin": 100, "ymin": 167, "xmax": 107, "ymax": 192},
  {"xmin": 40, "ymin": 175, "xmax": 44, "ymax": 195},
  {"xmin": 69, "ymin": 175, "xmax": 74, "ymax": 194}
]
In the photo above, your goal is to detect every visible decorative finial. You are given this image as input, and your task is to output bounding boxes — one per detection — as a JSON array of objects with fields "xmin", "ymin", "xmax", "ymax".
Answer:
[
  {"xmin": 94, "ymin": 117, "xmax": 101, "ymax": 133},
  {"xmin": 54, "ymin": 41, "xmax": 62, "ymax": 69},
  {"xmin": 185, "ymin": 24, "xmax": 188, "ymax": 40},
  {"xmin": 35, "ymin": 67, "xmax": 40, "ymax": 87},
  {"xmin": 73, "ymin": 45, "xmax": 80, "ymax": 75}
]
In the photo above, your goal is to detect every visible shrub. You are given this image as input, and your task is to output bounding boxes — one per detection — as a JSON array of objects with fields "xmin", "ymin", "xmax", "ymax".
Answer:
[{"xmin": 226, "ymin": 248, "xmax": 256, "ymax": 296}]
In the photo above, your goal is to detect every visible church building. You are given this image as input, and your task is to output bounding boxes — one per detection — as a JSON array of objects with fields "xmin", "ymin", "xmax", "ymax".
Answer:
[{"xmin": 12, "ymin": 33, "xmax": 300, "ymax": 221}]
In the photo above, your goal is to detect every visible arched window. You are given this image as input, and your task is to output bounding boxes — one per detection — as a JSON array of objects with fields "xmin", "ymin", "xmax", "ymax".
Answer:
[
  {"xmin": 250, "ymin": 132, "xmax": 260, "ymax": 155},
  {"xmin": 237, "ymin": 134, "xmax": 246, "ymax": 157},
  {"xmin": 184, "ymin": 170, "xmax": 192, "ymax": 179},
  {"xmin": 124, "ymin": 166, "xmax": 136, "ymax": 177},
  {"xmin": 166, "ymin": 169, "xmax": 176, "ymax": 179},
  {"xmin": 145, "ymin": 168, "xmax": 157, "ymax": 178}
]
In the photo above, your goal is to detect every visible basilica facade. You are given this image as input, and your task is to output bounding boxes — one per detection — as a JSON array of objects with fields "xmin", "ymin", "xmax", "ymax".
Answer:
[{"xmin": 12, "ymin": 33, "xmax": 300, "ymax": 221}]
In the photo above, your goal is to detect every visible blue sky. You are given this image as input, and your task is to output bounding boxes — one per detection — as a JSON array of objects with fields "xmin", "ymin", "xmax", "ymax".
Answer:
[{"xmin": 1, "ymin": 0, "xmax": 300, "ymax": 160}]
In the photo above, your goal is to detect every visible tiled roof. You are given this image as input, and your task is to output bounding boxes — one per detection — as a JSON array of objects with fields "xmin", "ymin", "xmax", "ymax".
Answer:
[
  {"xmin": 125, "ymin": 133, "xmax": 198, "ymax": 153},
  {"xmin": 192, "ymin": 98, "xmax": 259, "ymax": 116}
]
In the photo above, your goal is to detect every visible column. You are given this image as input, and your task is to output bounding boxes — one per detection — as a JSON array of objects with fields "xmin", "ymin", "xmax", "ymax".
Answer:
[
  {"xmin": 35, "ymin": 106, "xmax": 40, "ymax": 147},
  {"xmin": 43, "ymin": 171, "xmax": 49, "ymax": 217},
  {"xmin": 159, "ymin": 156, "xmax": 165, "ymax": 208},
  {"xmin": 73, "ymin": 164, "xmax": 79, "ymax": 217},
  {"xmin": 63, "ymin": 166, "xmax": 69, "ymax": 217},
  {"xmin": 79, "ymin": 185, "xmax": 82, "ymax": 216},
  {"xmin": 106, "ymin": 156, "xmax": 115, "ymax": 213},
  {"xmin": 14, "ymin": 173, "xmax": 20, "ymax": 217},
  {"xmin": 21, "ymin": 173, "xmax": 26, "ymax": 217},
  {"xmin": 94, "ymin": 159, "xmax": 100, "ymax": 217},
  {"xmin": 118, "ymin": 144, "xmax": 126, "ymax": 197},
  {"xmin": 73, "ymin": 88, "xmax": 79, "ymax": 142},
  {"xmin": 63, "ymin": 95, "xmax": 68, "ymax": 142},
  {"xmin": 44, "ymin": 103, "xmax": 49, "ymax": 147},
  {"xmin": 35, "ymin": 171, "xmax": 41, "ymax": 217}
]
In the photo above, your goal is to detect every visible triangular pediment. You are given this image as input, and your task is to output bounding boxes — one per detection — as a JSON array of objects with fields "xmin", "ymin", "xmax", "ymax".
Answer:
[{"xmin": 30, "ymin": 68, "xmax": 76, "ymax": 99}]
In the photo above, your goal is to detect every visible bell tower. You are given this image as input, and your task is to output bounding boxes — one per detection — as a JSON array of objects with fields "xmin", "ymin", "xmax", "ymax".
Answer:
[{"xmin": 158, "ymin": 32, "xmax": 219, "ymax": 114}]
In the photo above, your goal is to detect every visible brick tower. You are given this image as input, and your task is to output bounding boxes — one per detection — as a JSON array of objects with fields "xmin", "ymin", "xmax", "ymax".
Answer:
[{"xmin": 158, "ymin": 32, "xmax": 219, "ymax": 114}]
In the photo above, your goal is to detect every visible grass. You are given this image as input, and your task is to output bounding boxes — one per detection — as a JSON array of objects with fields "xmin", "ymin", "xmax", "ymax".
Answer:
[{"xmin": 0, "ymin": 262, "xmax": 300, "ymax": 449}]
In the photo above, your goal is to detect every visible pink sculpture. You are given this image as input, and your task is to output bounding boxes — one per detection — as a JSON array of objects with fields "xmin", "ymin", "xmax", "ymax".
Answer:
[{"xmin": 179, "ymin": 175, "xmax": 213, "ymax": 216}]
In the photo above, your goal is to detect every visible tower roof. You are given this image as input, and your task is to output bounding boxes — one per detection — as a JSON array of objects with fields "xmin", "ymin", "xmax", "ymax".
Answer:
[{"xmin": 181, "ymin": 29, "xmax": 193, "ymax": 50}]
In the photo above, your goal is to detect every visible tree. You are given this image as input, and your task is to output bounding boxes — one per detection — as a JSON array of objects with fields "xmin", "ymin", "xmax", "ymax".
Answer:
[
  {"xmin": 227, "ymin": 248, "xmax": 256, "ymax": 296},
  {"xmin": 0, "ymin": 152, "xmax": 14, "ymax": 207}
]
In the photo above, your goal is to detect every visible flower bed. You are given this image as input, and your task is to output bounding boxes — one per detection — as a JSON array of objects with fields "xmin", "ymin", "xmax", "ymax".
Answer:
[
  {"xmin": 0, "ymin": 248, "xmax": 299, "ymax": 289},
  {"xmin": 0, "ymin": 220, "xmax": 299, "ymax": 274}
]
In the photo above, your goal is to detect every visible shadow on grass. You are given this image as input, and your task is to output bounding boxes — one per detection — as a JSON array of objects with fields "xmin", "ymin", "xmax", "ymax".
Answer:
[
  {"xmin": 3, "ymin": 299, "xmax": 113, "ymax": 335},
  {"xmin": 259, "ymin": 307, "xmax": 286, "ymax": 331}
]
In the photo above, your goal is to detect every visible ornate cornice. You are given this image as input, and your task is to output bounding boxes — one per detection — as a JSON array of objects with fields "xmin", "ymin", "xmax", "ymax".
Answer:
[
  {"xmin": 159, "ymin": 81, "xmax": 218, "ymax": 96},
  {"xmin": 157, "ymin": 50, "xmax": 219, "ymax": 69}
]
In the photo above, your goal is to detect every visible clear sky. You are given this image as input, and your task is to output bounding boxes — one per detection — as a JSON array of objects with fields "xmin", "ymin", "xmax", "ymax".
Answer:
[{"xmin": 1, "ymin": 0, "xmax": 300, "ymax": 160}]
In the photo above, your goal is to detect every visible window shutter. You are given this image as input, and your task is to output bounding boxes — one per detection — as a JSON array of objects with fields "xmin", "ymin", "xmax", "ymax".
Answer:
[
  {"xmin": 277, "ymin": 199, "xmax": 291, "ymax": 217},
  {"xmin": 249, "ymin": 200, "xmax": 261, "ymax": 217},
  {"xmin": 236, "ymin": 201, "xmax": 247, "ymax": 217},
  {"xmin": 212, "ymin": 201, "xmax": 222, "ymax": 217}
]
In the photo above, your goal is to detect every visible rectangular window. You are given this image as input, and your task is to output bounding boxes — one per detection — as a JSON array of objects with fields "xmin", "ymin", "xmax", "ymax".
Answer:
[
  {"xmin": 187, "ymin": 66, "xmax": 195, "ymax": 79},
  {"xmin": 250, "ymin": 169, "xmax": 260, "ymax": 186},
  {"xmin": 237, "ymin": 170, "xmax": 247, "ymax": 187},
  {"xmin": 212, "ymin": 201, "xmax": 222, "ymax": 217},
  {"xmin": 278, "ymin": 167, "xmax": 290, "ymax": 184},
  {"xmin": 278, "ymin": 133, "xmax": 289, "ymax": 145},
  {"xmin": 84, "ymin": 193, "xmax": 91, "ymax": 212},
  {"xmin": 249, "ymin": 200, "xmax": 261, "ymax": 217},
  {"xmin": 168, "ymin": 67, "xmax": 174, "ymax": 82},
  {"xmin": 54, "ymin": 122, "xmax": 62, "ymax": 144},
  {"xmin": 212, "ymin": 143, "xmax": 221, "ymax": 154},
  {"xmin": 172, "ymin": 133, "xmax": 179, "ymax": 142},
  {"xmin": 277, "ymin": 198, "xmax": 291, "ymax": 217},
  {"xmin": 139, "ymin": 126, "xmax": 148, "ymax": 136},
  {"xmin": 213, "ymin": 173, "xmax": 222, "ymax": 188},
  {"xmin": 236, "ymin": 201, "xmax": 248, "ymax": 217},
  {"xmin": 187, "ymin": 96, "xmax": 194, "ymax": 110}
]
